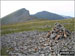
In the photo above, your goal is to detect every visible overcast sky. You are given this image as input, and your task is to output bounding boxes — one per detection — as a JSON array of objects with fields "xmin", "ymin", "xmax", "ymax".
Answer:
[{"xmin": 1, "ymin": 1, "xmax": 74, "ymax": 18}]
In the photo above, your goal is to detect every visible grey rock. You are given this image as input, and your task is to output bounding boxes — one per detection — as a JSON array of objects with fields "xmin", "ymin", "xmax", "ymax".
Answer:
[{"xmin": 1, "ymin": 31, "xmax": 75, "ymax": 56}]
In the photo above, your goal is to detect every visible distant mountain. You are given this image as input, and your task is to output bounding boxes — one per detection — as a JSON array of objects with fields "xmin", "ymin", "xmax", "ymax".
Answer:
[
  {"xmin": 1, "ymin": 8, "xmax": 35, "ymax": 25},
  {"xmin": 63, "ymin": 16, "xmax": 72, "ymax": 19},
  {"xmin": 33, "ymin": 11, "xmax": 65, "ymax": 20},
  {"xmin": 1, "ymin": 8, "xmax": 73, "ymax": 25}
]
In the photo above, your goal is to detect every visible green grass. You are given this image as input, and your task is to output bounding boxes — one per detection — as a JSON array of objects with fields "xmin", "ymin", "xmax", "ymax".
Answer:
[
  {"xmin": 1, "ymin": 18, "xmax": 75, "ymax": 35},
  {"xmin": 1, "ymin": 47, "xmax": 9, "ymax": 56}
]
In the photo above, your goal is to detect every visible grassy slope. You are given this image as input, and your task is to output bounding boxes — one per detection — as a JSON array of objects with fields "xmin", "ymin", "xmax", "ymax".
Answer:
[
  {"xmin": 1, "ymin": 47, "xmax": 9, "ymax": 56},
  {"xmin": 1, "ymin": 18, "xmax": 75, "ymax": 35}
]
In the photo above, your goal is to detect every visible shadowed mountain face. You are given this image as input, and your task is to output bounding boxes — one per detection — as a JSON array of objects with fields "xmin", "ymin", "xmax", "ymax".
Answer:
[
  {"xmin": 1, "ymin": 8, "xmax": 35, "ymax": 25},
  {"xmin": 33, "ymin": 11, "xmax": 65, "ymax": 20}
]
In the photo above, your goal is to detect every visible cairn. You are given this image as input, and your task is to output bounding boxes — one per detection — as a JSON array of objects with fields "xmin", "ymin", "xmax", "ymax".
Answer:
[{"xmin": 46, "ymin": 23, "xmax": 71, "ymax": 40}]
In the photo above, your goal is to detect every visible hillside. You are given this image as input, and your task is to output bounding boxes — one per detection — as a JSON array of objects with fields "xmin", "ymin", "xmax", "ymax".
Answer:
[
  {"xmin": 33, "ymin": 11, "xmax": 65, "ymax": 20},
  {"xmin": 1, "ymin": 8, "xmax": 73, "ymax": 25},
  {"xmin": 1, "ymin": 18, "xmax": 75, "ymax": 35},
  {"xmin": 1, "ymin": 18, "xmax": 75, "ymax": 56},
  {"xmin": 1, "ymin": 8, "xmax": 36, "ymax": 25}
]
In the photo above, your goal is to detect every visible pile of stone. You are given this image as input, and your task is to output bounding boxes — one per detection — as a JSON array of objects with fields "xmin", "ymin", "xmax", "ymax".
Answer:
[{"xmin": 46, "ymin": 23, "xmax": 71, "ymax": 40}]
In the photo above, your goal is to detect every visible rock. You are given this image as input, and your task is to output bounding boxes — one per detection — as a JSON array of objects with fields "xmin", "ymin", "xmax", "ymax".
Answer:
[
  {"xmin": 47, "ymin": 23, "xmax": 71, "ymax": 40},
  {"xmin": 50, "ymin": 33, "xmax": 57, "ymax": 39},
  {"xmin": 1, "ymin": 30, "xmax": 74, "ymax": 56}
]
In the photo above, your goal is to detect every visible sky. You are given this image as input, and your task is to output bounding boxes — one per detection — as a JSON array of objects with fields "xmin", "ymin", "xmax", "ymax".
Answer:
[{"xmin": 1, "ymin": 1, "xmax": 74, "ymax": 18}]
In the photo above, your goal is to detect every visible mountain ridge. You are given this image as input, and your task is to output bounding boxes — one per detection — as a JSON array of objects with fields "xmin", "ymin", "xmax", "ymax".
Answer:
[
  {"xmin": 1, "ymin": 8, "xmax": 73, "ymax": 25},
  {"xmin": 1, "ymin": 8, "xmax": 36, "ymax": 25},
  {"xmin": 33, "ymin": 11, "xmax": 66, "ymax": 20}
]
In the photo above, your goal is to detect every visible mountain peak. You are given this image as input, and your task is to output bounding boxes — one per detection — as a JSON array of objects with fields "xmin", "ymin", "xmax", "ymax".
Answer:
[
  {"xmin": 18, "ymin": 8, "xmax": 28, "ymax": 12},
  {"xmin": 20, "ymin": 8, "xmax": 26, "ymax": 10},
  {"xmin": 34, "ymin": 11, "xmax": 65, "ymax": 20},
  {"xmin": 16, "ymin": 8, "xmax": 29, "ymax": 14},
  {"xmin": 1, "ymin": 8, "xmax": 31, "ymax": 25},
  {"xmin": 41, "ymin": 11, "xmax": 49, "ymax": 12},
  {"xmin": 36, "ymin": 11, "xmax": 50, "ymax": 14}
]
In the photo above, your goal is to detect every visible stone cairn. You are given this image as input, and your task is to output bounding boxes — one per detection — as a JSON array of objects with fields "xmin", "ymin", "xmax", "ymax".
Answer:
[
  {"xmin": 46, "ymin": 23, "xmax": 71, "ymax": 56},
  {"xmin": 46, "ymin": 23, "xmax": 71, "ymax": 40}
]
